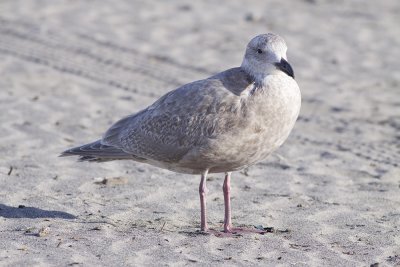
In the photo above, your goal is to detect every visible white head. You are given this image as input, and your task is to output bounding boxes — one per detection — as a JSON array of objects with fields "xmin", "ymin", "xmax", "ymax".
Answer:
[{"xmin": 241, "ymin": 33, "xmax": 294, "ymax": 82}]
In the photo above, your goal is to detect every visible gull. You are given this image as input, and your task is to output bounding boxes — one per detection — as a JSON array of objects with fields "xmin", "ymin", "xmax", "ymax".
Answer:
[{"xmin": 61, "ymin": 33, "xmax": 301, "ymax": 235}]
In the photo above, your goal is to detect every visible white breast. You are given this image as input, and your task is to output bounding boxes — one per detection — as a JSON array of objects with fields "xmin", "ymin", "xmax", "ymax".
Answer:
[{"xmin": 178, "ymin": 73, "xmax": 301, "ymax": 174}]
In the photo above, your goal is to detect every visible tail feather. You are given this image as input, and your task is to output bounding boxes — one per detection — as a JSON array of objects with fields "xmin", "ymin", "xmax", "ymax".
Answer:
[{"xmin": 60, "ymin": 140, "xmax": 135, "ymax": 162}]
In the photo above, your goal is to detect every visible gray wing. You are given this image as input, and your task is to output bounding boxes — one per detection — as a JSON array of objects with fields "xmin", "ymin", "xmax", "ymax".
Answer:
[
  {"xmin": 101, "ymin": 67, "xmax": 253, "ymax": 163},
  {"xmin": 60, "ymin": 140, "xmax": 142, "ymax": 162}
]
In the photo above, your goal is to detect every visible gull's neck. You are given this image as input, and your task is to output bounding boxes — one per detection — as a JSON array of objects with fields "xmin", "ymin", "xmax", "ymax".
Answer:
[{"xmin": 240, "ymin": 63, "xmax": 271, "ymax": 88}]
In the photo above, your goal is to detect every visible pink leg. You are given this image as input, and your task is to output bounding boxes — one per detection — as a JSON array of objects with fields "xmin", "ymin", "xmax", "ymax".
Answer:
[
  {"xmin": 197, "ymin": 171, "xmax": 268, "ymax": 238},
  {"xmin": 223, "ymin": 172, "xmax": 232, "ymax": 232},
  {"xmin": 199, "ymin": 170, "xmax": 209, "ymax": 231}
]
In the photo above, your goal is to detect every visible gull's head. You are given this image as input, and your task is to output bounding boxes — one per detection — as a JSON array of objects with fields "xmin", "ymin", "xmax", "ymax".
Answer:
[{"xmin": 241, "ymin": 33, "xmax": 294, "ymax": 82}]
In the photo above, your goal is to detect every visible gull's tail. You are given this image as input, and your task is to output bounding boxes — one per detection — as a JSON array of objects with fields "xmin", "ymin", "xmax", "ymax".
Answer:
[{"xmin": 60, "ymin": 140, "xmax": 134, "ymax": 162}]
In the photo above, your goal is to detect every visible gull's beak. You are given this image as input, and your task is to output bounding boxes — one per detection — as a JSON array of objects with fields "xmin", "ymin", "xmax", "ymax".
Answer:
[{"xmin": 274, "ymin": 58, "xmax": 295, "ymax": 79}]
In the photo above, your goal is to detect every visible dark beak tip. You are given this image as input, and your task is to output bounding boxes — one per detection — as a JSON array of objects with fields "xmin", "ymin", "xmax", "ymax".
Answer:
[{"xmin": 275, "ymin": 58, "xmax": 295, "ymax": 79}]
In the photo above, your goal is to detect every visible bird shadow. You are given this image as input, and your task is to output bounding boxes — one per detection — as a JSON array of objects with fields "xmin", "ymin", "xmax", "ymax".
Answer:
[{"xmin": 0, "ymin": 204, "xmax": 76, "ymax": 219}]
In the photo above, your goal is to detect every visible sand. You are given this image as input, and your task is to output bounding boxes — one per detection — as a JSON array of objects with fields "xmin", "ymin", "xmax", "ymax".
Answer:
[{"xmin": 0, "ymin": 0, "xmax": 399, "ymax": 266}]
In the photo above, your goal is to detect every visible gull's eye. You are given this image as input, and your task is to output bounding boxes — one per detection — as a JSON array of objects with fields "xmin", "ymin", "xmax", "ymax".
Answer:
[{"xmin": 257, "ymin": 49, "xmax": 263, "ymax": 54}]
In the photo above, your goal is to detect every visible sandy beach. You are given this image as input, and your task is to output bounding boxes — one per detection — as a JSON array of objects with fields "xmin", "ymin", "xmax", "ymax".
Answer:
[{"xmin": 0, "ymin": 0, "xmax": 399, "ymax": 266}]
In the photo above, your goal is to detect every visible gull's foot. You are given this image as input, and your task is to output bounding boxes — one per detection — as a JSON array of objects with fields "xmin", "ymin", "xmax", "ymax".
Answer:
[{"xmin": 207, "ymin": 226, "xmax": 270, "ymax": 238}]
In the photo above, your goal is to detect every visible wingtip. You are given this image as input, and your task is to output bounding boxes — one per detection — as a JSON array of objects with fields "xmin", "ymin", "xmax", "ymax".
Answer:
[{"xmin": 59, "ymin": 149, "xmax": 74, "ymax": 157}]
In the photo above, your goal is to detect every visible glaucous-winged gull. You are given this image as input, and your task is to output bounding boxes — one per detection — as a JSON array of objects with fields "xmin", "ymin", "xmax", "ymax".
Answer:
[{"xmin": 61, "ymin": 33, "xmax": 301, "ymax": 235}]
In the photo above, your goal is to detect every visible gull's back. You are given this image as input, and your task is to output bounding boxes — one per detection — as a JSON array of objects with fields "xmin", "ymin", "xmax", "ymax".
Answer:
[{"xmin": 98, "ymin": 67, "xmax": 255, "ymax": 173}]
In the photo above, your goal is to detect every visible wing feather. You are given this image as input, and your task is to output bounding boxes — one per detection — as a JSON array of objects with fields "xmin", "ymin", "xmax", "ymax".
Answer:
[{"xmin": 100, "ymin": 68, "xmax": 253, "ymax": 163}]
